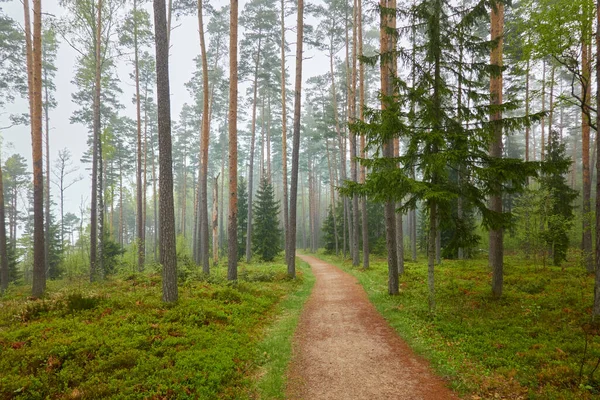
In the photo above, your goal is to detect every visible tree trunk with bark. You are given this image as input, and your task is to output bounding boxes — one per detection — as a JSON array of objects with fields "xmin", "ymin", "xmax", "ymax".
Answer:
[
  {"xmin": 228, "ymin": 0, "xmax": 239, "ymax": 281},
  {"xmin": 582, "ymin": 42, "xmax": 593, "ymax": 273},
  {"xmin": 490, "ymin": 0, "xmax": 504, "ymax": 298},
  {"xmin": 198, "ymin": 0, "xmax": 210, "ymax": 274},
  {"xmin": 280, "ymin": 0, "xmax": 289, "ymax": 265},
  {"xmin": 246, "ymin": 37, "xmax": 262, "ymax": 263},
  {"xmin": 594, "ymin": 0, "xmax": 600, "ymax": 319},
  {"xmin": 212, "ymin": 174, "xmax": 219, "ymax": 265},
  {"xmin": 0, "ymin": 164, "xmax": 7, "ymax": 292},
  {"xmin": 288, "ymin": 0, "xmax": 303, "ymax": 278},
  {"xmin": 154, "ymin": 0, "xmax": 178, "ymax": 302},
  {"xmin": 135, "ymin": 0, "xmax": 145, "ymax": 272},
  {"xmin": 380, "ymin": 0, "xmax": 398, "ymax": 295},
  {"xmin": 31, "ymin": 0, "xmax": 45, "ymax": 297},
  {"xmin": 358, "ymin": 0, "xmax": 369, "ymax": 269}
]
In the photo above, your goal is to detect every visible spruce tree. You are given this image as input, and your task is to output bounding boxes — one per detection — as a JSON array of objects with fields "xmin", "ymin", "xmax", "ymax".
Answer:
[
  {"xmin": 347, "ymin": 0, "xmax": 540, "ymax": 310},
  {"xmin": 252, "ymin": 175, "xmax": 282, "ymax": 261},
  {"xmin": 539, "ymin": 130, "xmax": 578, "ymax": 266}
]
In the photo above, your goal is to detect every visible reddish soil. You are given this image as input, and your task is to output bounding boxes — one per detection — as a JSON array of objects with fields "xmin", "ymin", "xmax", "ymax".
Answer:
[{"xmin": 286, "ymin": 254, "xmax": 459, "ymax": 400}]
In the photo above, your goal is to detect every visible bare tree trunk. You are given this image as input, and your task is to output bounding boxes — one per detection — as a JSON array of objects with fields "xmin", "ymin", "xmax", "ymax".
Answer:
[
  {"xmin": 246, "ymin": 37, "xmax": 262, "ymax": 263},
  {"xmin": 525, "ymin": 58, "xmax": 530, "ymax": 162},
  {"xmin": 89, "ymin": 0, "xmax": 103, "ymax": 282},
  {"xmin": 490, "ymin": 0, "xmax": 504, "ymax": 298},
  {"xmin": 135, "ymin": 0, "xmax": 145, "ymax": 272},
  {"xmin": 380, "ymin": 0, "xmax": 398, "ymax": 295},
  {"xmin": 582, "ymin": 42, "xmax": 593, "ymax": 272},
  {"xmin": 212, "ymin": 174, "xmax": 219, "ymax": 265},
  {"xmin": 44, "ymin": 61, "xmax": 50, "ymax": 277},
  {"xmin": 326, "ymin": 140, "xmax": 339, "ymax": 255},
  {"xmin": 151, "ymin": 127, "xmax": 158, "ymax": 261},
  {"xmin": 350, "ymin": 0, "xmax": 359, "ymax": 267},
  {"xmin": 593, "ymin": 0, "xmax": 600, "ymax": 319},
  {"xmin": 31, "ymin": 0, "xmax": 44, "ymax": 296},
  {"xmin": 358, "ymin": 0, "xmax": 369, "ymax": 269},
  {"xmin": 154, "ymin": 0, "xmax": 178, "ymax": 302},
  {"xmin": 198, "ymin": 0, "xmax": 210, "ymax": 274},
  {"xmin": 288, "ymin": 0, "xmax": 303, "ymax": 278},
  {"xmin": 0, "ymin": 164, "xmax": 8, "ymax": 292},
  {"xmin": 280, "ymin": 0, "xmax": 289, "ymax": 265},
  {"xmin": 228, "ymin": 0, "xmax": 239, "ymax": 281},
  {"xmin": 541, "ymin": 60, "xmax": 546, "ymax": 160}
]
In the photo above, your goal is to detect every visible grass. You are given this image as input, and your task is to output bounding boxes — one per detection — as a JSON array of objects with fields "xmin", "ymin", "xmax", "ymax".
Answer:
[
  {"xmin": 0, "ymin": 260, "xmax": 311, "ymax": 400},
  {"xmin": 318, "ymin": 251, "xmax": 600, "ymax": 400},
  {"xmin": 253, "ymin": 260, "xmax": 315, "ymax": 398}
]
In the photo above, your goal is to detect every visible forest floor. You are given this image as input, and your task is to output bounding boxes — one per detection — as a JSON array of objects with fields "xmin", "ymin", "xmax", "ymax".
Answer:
[
  {"xmin": 286, "ymin": 254, "xmax": 458, "ymax": 399},
  {"xmin": 0, "ymin": 261, "xmax": 313, "ymax": 399},
  {"xmin": 317, "ymin": 251, "xmax": 600, "ymax": 399}
]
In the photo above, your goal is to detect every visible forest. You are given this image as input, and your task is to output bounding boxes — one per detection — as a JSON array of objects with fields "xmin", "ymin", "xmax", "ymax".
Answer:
[{"xmin": 2, "ymin": 0, "xmax": 600, "ymax": 398}]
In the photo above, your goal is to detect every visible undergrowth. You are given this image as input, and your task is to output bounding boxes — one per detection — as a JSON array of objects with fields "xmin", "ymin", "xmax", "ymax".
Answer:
[
  {"xmin": 0, "ymin": 260, "xmax": 307, "ymax": 399},
  {"xmin": 318, "ymin": 252, "xmax": 600, "ymax": 400}
]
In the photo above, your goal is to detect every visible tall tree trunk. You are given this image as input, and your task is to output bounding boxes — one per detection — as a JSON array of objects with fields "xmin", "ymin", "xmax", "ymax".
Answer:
[
  {"xmin": 381, "ymin": 0, "xmax": 398, "ymax": 295},
  {"xmin": 198, "ymin": 0, "xmax": 210, "ymax": 274},
  {"xmin": 280, "ymin": 0, "xmax": 289, "ymax": 265},
  {"xmin": 0, "ymin": 164, "xmax": 7, "ymax": 292},
  {"xmin": 525, "ymin": 58, "xmax": 530, "ymax": 162},
  {"xmin": 44, "ymin": 59, "xmax": 50, "ymax": 276},
  {"xmin": 350, "ymin": 0, "xmax": 360, "ymax": 267},
  {"xmin": 212, "ymin": 174, "xmax": 219, "ymax": 265},
  {"xmin": 151, "ymin": 126, "xmax": 158, "ymax": 261},
  {"xmin": 541, "ymin": 60, "xmax": 546, "ymax": 160},
  {"xmin": 490, "ymin": 0, "xmax": 504, "ymax": 298},
  {"xmin": 593, "ymin": 0, "xmax": 600, "ymax": 319},
  {"xmin": 135, "ymin": 0, "xmax": 145, "ymax": 272},
  {"xmin": 154, "ymin": 0, "xmax": 178, "ymax": 302},
  {"xmin": 228, "ymin": 0, "xmax": 239, "ymax": 281},
  {"xmin": 89, "ymin": 0, "xmax": 102, "ymax": 282},
  {"xmin": 582, "ymin": 41, "xmax": 593, "ymax": 272},
  {"xmin": 288, "ymin": 0, "xmax": 303, "ymax": 278},
  {"xmin": 326, "ymin": 140, "xmax": 339, "ymax": 255},
  {"xmin": 246, "ymin": 37, "xmax": 262, "ymax": 263},
  {"xmin": 31, "ymin": 0, "xmax": 44, "ymax": 296},
  {"xmin": 395, "ymin": 139, "xmax": 404, "ymax": 274},
  {"xmin": 329, "ymin": 45, "xmax": 350, "ymax": 260},
  {"xmin": 358, "ymin": 0, "xmax": 369, "ymax": 269}
]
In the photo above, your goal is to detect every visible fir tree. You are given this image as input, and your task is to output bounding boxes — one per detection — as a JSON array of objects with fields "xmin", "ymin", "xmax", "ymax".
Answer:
[
  {"xmin": 322, "ymin": 203, "xmax": 340, "ymax": 254},
  {"xmin": 539, "ymin": 130, "xmax": 578, "ymax": 266},
  {"xmin": 237, "ymin": 177, "xmax": 248, "ymax": 260},
  {"xmin": 252, "ymin": 175, "xmax": 282, "ymax": 261},
  {"xmin": 347, "ymin": 0, "xmax": 540, "ymax": 309}
]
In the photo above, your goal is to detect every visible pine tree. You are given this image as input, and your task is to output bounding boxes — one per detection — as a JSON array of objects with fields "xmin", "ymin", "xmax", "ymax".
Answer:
[{"xmin": 253, "ymin": 175, "xmax": 282, "ymax": 261}]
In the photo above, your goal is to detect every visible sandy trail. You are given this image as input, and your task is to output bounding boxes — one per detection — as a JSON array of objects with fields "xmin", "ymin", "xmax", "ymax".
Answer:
[{"xmin": 286, "ymin": 254, "xmax": 459, "ymax": 400}]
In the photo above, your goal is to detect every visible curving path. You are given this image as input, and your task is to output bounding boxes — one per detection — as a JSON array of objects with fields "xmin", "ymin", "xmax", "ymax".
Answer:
[{"xmin": 286, "ymin": 254, "xmax": 458, "ymax": 400}]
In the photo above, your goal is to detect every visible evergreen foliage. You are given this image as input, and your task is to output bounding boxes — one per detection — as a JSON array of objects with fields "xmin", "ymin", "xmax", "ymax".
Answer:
[
  {"xmin": 252, "ymin": 175, "xmax": 282, "ymax": 261},
  {"xmin": 539, "ymin": 130, "xmax": 578, "ymax": 265},
  {"xmin": 322, "ymin": 204, "xmax": 338, "ymax": 254}
]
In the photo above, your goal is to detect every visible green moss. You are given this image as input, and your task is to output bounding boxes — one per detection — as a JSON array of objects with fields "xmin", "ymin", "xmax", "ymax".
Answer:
[{"xmin": 0, "ymin": 261, "xmax": 304, "ymax": 399}]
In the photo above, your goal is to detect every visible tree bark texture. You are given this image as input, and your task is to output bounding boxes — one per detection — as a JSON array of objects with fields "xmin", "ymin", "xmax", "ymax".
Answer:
[
  {"xmin": 288, "ymin": 0, "xmax": 303, "ymax": 278},
  {"xmin": 198, "ymin": 0, "xmax": 210, "ymax": 274},
  {"xmin": 228, "ymin": 0, "xmax": 239, "ymax": 281},
  {"xmin": 154, "ymin": 0, "xmax": 178, "ymax": 302},
  {"xmin": 31, "ymin": 0, "xmax": 45, "ymax": 297},
  {"xmin": 490, "ymin": 0, "xmax": 504, "ymax": 298}
]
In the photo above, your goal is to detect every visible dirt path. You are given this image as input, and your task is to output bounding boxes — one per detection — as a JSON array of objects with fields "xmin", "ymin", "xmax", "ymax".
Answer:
[{"xmin": 287, "ymin": 254, "xmax": 458, "ymax": 400}]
